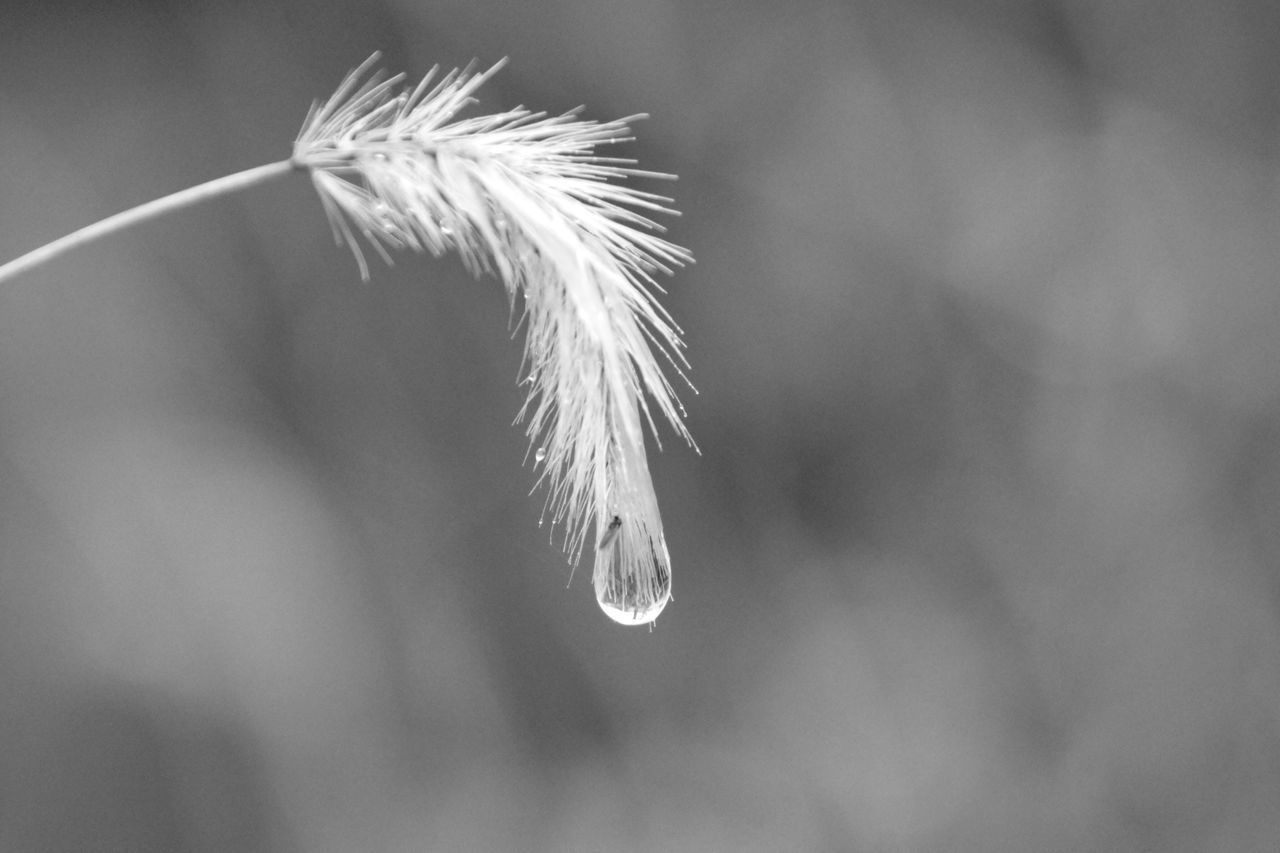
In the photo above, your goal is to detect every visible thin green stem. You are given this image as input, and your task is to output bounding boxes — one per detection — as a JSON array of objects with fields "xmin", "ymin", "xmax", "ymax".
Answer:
[{"xmin": 0, "ymin": 159, "xmax": 299, "ymax": 285}]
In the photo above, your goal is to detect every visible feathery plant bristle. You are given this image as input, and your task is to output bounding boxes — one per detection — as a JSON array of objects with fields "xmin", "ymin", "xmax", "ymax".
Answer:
[{"xmin": 293, "ymin": 53, "xmax": 695, "ymax": 625}]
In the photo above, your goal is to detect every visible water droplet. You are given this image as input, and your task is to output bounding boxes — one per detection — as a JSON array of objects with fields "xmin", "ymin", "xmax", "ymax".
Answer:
[
  {"xmin": 371, "ymin": 201, "xmax": 397, "ymax": 230},
  {"xmin": 594, "ymin": 532, "xmax": 671, "ymax": 626},
  {"xmin": 534, "ymin": 447, "xmax": 546, "ymax": 463}
]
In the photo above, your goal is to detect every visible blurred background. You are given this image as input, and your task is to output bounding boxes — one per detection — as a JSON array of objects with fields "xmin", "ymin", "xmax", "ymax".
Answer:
[{"xmin": 1, "ymin": 0, "xmax": 1280, "ymax": 850}]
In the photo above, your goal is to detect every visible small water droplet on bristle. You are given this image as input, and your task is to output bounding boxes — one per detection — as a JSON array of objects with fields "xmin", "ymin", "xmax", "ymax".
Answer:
[
  {"xmin": 371, "ymin": 200, "xmax": 396, "ymax": 229},
  {"xmin": 534, "ymin": 447, "xmax": 546, "ymax": 463}
]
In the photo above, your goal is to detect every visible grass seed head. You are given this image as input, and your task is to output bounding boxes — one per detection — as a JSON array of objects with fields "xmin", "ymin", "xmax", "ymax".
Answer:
[{"xmin": 295, "ymin": 55, "xmax": 695, "ymax": 624}]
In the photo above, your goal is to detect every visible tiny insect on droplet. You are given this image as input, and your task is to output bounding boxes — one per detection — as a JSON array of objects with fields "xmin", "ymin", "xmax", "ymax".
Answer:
[{"xmin": 597, "ymin": 514, "xmax": 622, "ymax": 551}]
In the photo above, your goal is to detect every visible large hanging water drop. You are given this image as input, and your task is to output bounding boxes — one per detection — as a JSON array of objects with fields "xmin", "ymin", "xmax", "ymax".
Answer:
[{"xmin": 593, "ymin": 518, "xmax": 671, "ymax": 626}]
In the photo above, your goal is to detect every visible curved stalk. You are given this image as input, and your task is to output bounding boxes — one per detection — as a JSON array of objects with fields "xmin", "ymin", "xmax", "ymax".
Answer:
[{"xmin": 0, "ymin": 159, "xmax": 298, "ymax": 285}]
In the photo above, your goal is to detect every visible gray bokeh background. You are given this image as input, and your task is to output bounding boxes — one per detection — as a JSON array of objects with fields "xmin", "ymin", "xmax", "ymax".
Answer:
[{"xmin": 2, "ymin": 1, "xmax": 1280, "ymax": 850}]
